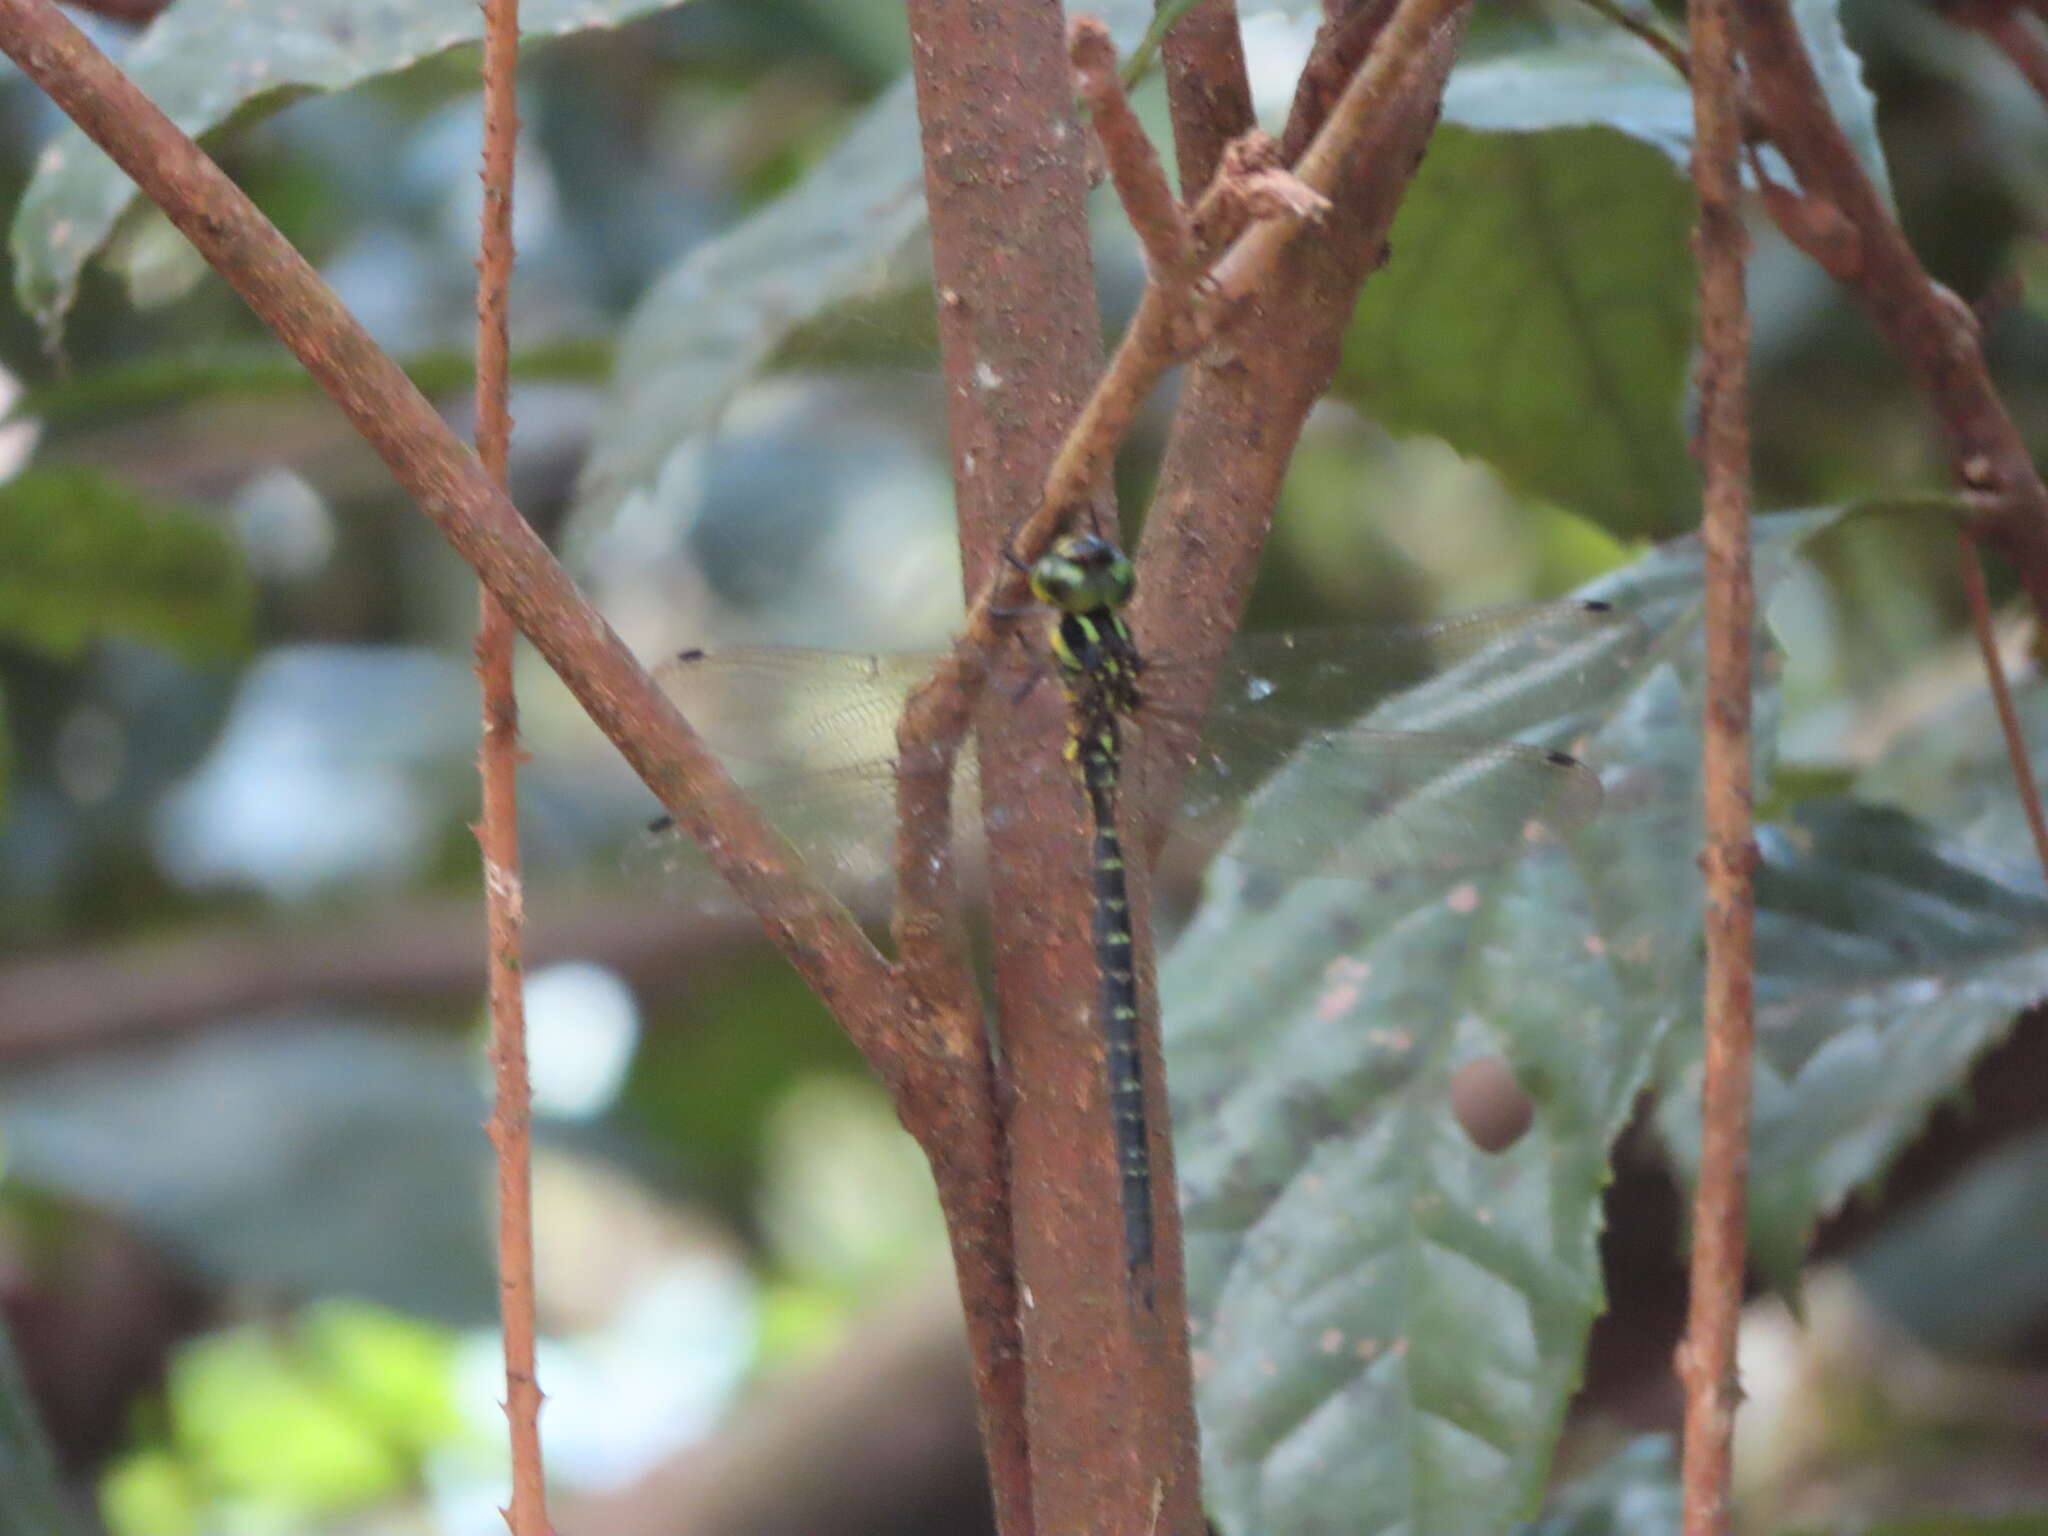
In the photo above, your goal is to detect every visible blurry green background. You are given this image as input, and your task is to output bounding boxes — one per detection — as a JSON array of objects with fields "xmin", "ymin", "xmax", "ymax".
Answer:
[{"xmin": 0, "ymin": 0, "xmax": 2045, "ymax": 1533}]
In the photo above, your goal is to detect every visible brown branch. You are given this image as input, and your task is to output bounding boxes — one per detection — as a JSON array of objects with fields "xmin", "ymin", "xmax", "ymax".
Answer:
[
  {"xmin": 942, "ymin": 7, "xmax": 1469, "ymax": 1529},
  {"xmin": 894, "ymin": 3, "xmax": 1439, "ymax": 1530},
  {"xmin": 1073, "ymin": 17, "xmax": 1196, "ymax": 281},
  {"xmin": 0, "ymin": 0, "xmax": 929, "ymax": 1190},
  {"xmin": 1207, "ymin": 0, "xmax": 1464, "ymax": 306},
  {"xmin": 1135, "ymin": 0, "xmax": 1467, "ymax": 677},
  {"xmin": 1946, "ymin": 0, "xmax": 2048, "ymax": 105},
  {"xmin": 1104, "ymin": 23, "xmax": 1467, "ymax": 1492},
  {"xmin": 0, "ymin": 7, "xmax": 1037, "ymax": 1534},
  {"xmin": 0, "ymin": 895, "xmax": 768, "ymax": 1063},
  {"xmin": 0, "ymin": 17, "xmax": 1034, "ymax": 1528},
  {"xmin": 1958, "ymin": 529, "xmax": 2048, "ymax": 880},
  {"xmin": 897, "ymin": 1, "xmax": 1132, "ymax": 1529},
  {"xmin": 1159, "ymin": 0, "xmax": 1255, "ymax": 196},
  {"xmin": 914, "ymin": 2, "xmax": 1388, "ymax": 652},
  {"xmin": 924, "ymin": 0, "xmax": 1451, "ymax": 679},
  {"xmin": 0, "ymin": 0, "xmax": 896, "ymax": 1025},
  {"xmin": 472, "ymin": 2, "xmax": 552, "ymax": 1532},
  {"xmin": 1676, "ymin": 0, "xmax": 1756, "ymax": 1524},
  {"xmin": 1578, "ymin": 0, "xmax": 1694, "ymax": 77},
  {"xmin": 906, "ymin": 0, "xmax": 1471, "ymax": 1524},
  {"xmin": 1736, "ymin": 0, "xmax": 2048, "ymax": 616}
]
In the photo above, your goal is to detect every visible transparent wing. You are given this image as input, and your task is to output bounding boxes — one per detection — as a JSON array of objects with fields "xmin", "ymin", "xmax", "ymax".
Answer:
[
  {"xmin": 1114, "ymin": 598, "xmax": 1636, "ymax": 879},
  {"xmin": 651, "ymin": 600, "xmax": 1639, "ymax": 764},
  {"xmin": 1197, "ymin": 599, "xmax": 1643, "ymax": 735},
  {"xmin": 639, "ymin": 752, "xmax": 992, "ymax": 903},
  {"xmin": 1163, "ymin": 720, "xmax": 1601, "ymax": 880},
  {"xmin": 654, "ymin": 647, "xmax": 942, "ymax": 773},
  {"xmin": 645, "ymin": 598, "xmax": 1642, "ymax": 889}
]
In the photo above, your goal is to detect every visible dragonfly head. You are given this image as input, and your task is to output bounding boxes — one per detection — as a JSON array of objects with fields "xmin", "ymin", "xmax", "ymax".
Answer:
[{"xmin": 1029, "ymin": 532, "xmax": 1136, "ymax": 617}]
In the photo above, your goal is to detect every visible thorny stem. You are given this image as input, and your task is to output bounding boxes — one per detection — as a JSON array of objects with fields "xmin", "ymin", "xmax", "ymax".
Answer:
[
  {"xmin": 472, "ymin": 2, "xmax": 553, "ymax": 1533},
  {"xmin": 0, "ymin": 6, "xmax": 1043, "ymax": 1525},
  {"xmin": 1736, "ymin": 0, "xmax": 2048, "ymax": 615},
  {"xmin": 1958, "ymin": 532, "xmax": 2048, "ymax": 881},
  {"xmin": 1677, "ymin": 0, "xmax": 1756, "ymax": 1524},
  {"xmin": 1946, "ymin": 0, "xmax": 2048, "ymax": 104},
  {"xmin": 0, "ymin": 0, "xmax": 907, "ymax": 1144}
]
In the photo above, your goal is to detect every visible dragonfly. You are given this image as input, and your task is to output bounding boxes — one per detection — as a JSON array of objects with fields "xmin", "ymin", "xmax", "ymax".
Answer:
[{"xmin": 650, "ymin": 534, "xmax": 1644, "ymax": 1299}]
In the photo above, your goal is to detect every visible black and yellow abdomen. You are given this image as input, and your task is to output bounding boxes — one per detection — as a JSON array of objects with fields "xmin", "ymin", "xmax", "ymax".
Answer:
[
  {"xmin": 1030, "ymin": 533, "xmax": 1155, "ymax": 1295},
  {"xmin": 1078, "ymin": 718, "xmax": 1152, "ymax": 1279}
]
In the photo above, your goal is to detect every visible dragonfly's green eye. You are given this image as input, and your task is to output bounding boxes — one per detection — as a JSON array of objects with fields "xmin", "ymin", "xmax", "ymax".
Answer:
[{"xmin": 1029, "ymin": 532, "xmax": 1136, "ymax": 616}]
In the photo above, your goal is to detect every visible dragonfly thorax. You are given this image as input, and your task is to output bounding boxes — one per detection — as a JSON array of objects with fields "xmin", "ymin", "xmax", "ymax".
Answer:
[{"xmin": 1029, "ymin": 532, "xmax": 1136, "ymax": 617}]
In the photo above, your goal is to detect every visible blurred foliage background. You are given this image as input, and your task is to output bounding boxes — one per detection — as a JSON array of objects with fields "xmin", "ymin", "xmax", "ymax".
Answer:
[{"xmin": 0, "ymin": 0, "xmax": 2044, "ymax": 1533}]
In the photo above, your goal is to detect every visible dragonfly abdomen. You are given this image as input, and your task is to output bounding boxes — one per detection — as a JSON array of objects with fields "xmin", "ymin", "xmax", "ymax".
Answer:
[
  {"xmin": 1077, "ymin": 722, "xmax": 1152, "ymax": 1291},
  {"xmin": 1035, "ymin": 533, "xmax": 1157, "ymax": 1298}
]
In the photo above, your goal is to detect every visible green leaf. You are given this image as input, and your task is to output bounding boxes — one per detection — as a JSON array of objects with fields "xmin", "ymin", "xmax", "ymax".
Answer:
[
  {"xmin": 1332, "ymin": 1, "xmax": 1885, "ymax": 539},
  {"xmin": 0, "ymin": 467, "xmax": 250, "ymax": 663},
  {"xmin": 569, "ymin": 77, "xmax": 932, "ymax": 537},
  {"xmin": 1444, "ymin": 36, "xmax": 1693, "ymax": 164},
  {"xmin": 1855, "ymin": 666, "xmax": 2048, "ymax": 863},
  {"xmin": 1173, "ymin": 511, "xmax": 1841, "ymax": 1536},
  {"xmin": 567, "ymin": 0, "xmax": 1162, "ymax": 543},
  {"xmin": 1657, "ymin": 800, "xmax": 2048, "ymax": 1289},
  {"xmin": 10, "ymin": 0, "xmax": 701, "ymax": 337},
  {"xmin": 0, "ymin": 1316, "xmax": 83, "ymax": 1536},
  {"xmin": 1171, "ymin": 561, "xmax": 1682, "ymax": 1536},
  {"xmin": 164, "ymin": 1325, "xmax": 405, "ymax": 1513},
  {"xmin": 1443, "ymin": 0, "xmax": 1890, "ymax": 203},
  {"xmin": 1336, "ymin": 126, "xmax": 1698, "ymax": 539},
  {"xmin": 98, "ymin": 1448, "xmax": 201, "ymax": 1536}
]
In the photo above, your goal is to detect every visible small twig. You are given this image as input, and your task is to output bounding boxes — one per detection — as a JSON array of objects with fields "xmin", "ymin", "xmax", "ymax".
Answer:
[
  {"xmin": 1186, "ymin": 132, "xmax": 1321, "ymax": 256},
  {"xmin": 1133, "ymin": 1, "xmax": 1470, "ymax": 762},
  {"xmin": 1576, "ymin": 0, "xmax": 1694, "ymax": 77},
  {"xmin": 0, "ymin": 0, "xmax": 907, "ymax": 1110},
  {"xmin": 1958, "ymin": 529, "xmax": 2048, "ymax": 880},
  {"xmin": 892, "ymin": 9, "xmax": 1227, "ymax": 937},
  {"xmin": 1072, "ymin": 17, "xmax": 1197, "ymax": 282},
  {"xmin": 1677, "ymin": 0, "xmax": 1756, "ymax": 1523},
  {"xmin": 951, "ymin": 0, "xmax": 1454, "ymax": 648},
  {"xmin": 1737, "ymin": 0, "xmax": 2048, "ymax": 617},
  {"xmin": 472, "ymin": 2, "xmax": 552, "ymax": 1533},
  {"xmin": 1206, "ymin": 0, "xmax": 1467, "ymax": 306},
  {"xmin": 1753, "ymin": 177, "xmax": 1863, "ymax": 283},
  {"xmin": 1946, "ymin": 0, "xmax": 2048, "ymax": 107}
]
